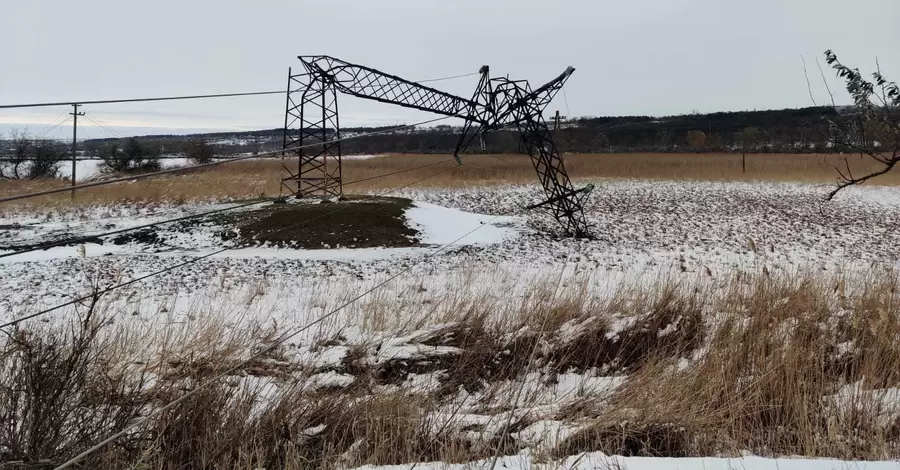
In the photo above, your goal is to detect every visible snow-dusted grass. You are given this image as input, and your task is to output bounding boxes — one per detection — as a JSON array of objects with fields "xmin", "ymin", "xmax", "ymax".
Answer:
[
  {"xmin": 2, "ymin": 267, "xmax": 900, "ymax": 468},
  {"xmin": 3, "ymin": 178, "xmax": 900, "ymax": 468}
]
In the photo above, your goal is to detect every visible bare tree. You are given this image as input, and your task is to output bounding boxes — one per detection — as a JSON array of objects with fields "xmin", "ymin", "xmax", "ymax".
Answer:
[
  {"xmin": 1, "ymin": 130, "xmax": 33, "ymax": 180},
  {"xmin": 0, "ymin": 130, "xmax": 62, "ymax": 180},
  {"xmin": 822, "ymin": 50, "xmax": 900, "ymax": 199},
  {"xmin": 99, "ymin": 138, "xmax": 162, "ymax": 173},
  {"xmin": 184, "ymin": 138, "xmax": 215, "ymax": 164}
]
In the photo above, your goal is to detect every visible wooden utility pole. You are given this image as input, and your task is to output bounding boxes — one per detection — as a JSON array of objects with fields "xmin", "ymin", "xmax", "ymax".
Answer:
[
  {"xmin": 554, "ymin": 110, "xmax": 561, "ymax": 133},
  {"xmin": 69, "ymin": 104, "xmax": 84, "ymax": 198}
]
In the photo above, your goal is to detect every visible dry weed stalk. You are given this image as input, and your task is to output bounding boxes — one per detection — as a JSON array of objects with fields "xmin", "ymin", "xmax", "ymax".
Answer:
[{"xmin": 2, "ymin": 268, "xmax": 900, "ymax": 467}]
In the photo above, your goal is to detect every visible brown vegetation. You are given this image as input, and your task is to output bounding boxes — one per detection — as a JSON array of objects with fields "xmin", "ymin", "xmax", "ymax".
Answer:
[
  {"xmin": 3, "ymin": 153, "xmax": 899, "ymax": 212},
  {"xmin": 3, "ymin": 269, "xmax": 899, "ymax": 467}
]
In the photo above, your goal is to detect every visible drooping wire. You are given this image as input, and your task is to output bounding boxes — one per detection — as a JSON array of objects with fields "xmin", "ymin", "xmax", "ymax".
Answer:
[
  {"xmin": 0, "ymin": 157, "xmax": 461, "ymax": 261},
  {"xmin": 0, "ymin": 199, "xmax": 273, "ymax": 260},
  {"xmin": 53, "ymin": 176, "xmax": 505, "ymax": 470},
  {"xmin": 82, "ymin": 114, "xmax": 126, "ymax": 140},
  {"xmin": 0, "ymin": 115, "xmax": 453, "ymax": 204},
  {"xmin": 0, "ymin": 90, "xmax": 285, "ymax": 110},
  {"xmin": 33, "ymin": 111, "xmax": 72, "ymax": 139},
  {"xmin": 561, "ymin": 83, "xmax": 572, "ymax": 119},
  {"xmin": 416, "ymin": 71, "xmax": 481, "ymax": 84},
  {"xmin": 0, "ymin": 159, "xmax": 460, "ymax": 330},
  {"xmin": 29, "ymin": 115, "xmax": 71, "ymax": 142}
]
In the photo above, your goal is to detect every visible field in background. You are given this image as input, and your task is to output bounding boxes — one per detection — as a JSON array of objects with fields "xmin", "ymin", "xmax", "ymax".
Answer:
[{"xmin": 2, "ymin": 152, "xmax": 900, "ymax": 211}]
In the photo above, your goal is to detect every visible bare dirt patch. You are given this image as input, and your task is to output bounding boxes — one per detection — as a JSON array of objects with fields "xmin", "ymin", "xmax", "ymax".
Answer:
[{"xmin": 230, "ymin": 196, "xmax": 419, "ymax": 249}]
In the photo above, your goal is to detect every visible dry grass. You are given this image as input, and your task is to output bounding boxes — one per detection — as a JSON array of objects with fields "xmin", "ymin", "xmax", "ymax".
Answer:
[
  {"xmin": 3, "ymin": 268, "xmax": 900, "ymax": 467},
  {"xmin": 562, "ymin": 270, "xmax": 900, "ymax": 459},
  {"xmin": 3, "ymin": 152, "xmax": 900, "ymax": 212}
]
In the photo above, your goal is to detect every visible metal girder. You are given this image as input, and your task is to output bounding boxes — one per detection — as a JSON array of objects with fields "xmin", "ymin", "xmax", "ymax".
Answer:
[
  {"xmin": 281, "ymin": 56, "xmax": 592, "ymax": 237},
  {"xmin": 299, "ymin": 55, "xmax": 484, "ymax": 123},
  {"xmin": 491, "ymin": 77, "xmax": 591, "ymax": 238},
  {"xmin": 282, "ymin": 66, "xmax": 342, "ymax": 198}
]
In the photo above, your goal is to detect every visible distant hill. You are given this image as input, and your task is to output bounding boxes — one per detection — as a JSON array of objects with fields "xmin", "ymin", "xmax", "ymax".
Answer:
[{"xmin": 79, "ymin": 106, "xmax": 868, "ymax": 155}]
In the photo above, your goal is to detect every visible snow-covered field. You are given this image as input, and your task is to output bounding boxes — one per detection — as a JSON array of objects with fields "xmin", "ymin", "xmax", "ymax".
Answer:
[
  {"xmin": 3, "ymin": 178, "xmax": 898, "ymax": 312},
  {"xmin": 2, "ymin": 178, "xmax": 900, "ymax": 468}
]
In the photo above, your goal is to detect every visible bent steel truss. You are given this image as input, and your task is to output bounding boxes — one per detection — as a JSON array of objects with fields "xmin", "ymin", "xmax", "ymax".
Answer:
[{"xmin": 282, "ymin": 55, "xmax": 592, "ymax": 237}]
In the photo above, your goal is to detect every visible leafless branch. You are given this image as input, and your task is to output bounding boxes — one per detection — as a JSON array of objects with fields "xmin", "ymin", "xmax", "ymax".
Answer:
[
  {"xmin": 816, "ymin": 57, "xmax": 837, "ymax": 109},
  {"xmin": 826, "ymin": 159, "xmax": 898, "ymax": 200},
  {"xmin": 801, "ymin": 55, "xmax": 818, "ymax": 106}
]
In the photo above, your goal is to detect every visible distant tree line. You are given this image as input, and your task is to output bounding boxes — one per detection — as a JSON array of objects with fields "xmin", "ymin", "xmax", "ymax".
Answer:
[
  {"xmin": 76, "ymin": 106, "xmax": 888, "ymax": 157},
  {"xmin": 4, "ymin": 104, "xmax": 895, "ymax": 181}
]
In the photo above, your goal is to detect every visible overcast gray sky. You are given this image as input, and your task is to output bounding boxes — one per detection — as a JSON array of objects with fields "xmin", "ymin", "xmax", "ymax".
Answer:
[{"xmin": 1, "ymin": 0, "xmax": 897, "ymax": 139}]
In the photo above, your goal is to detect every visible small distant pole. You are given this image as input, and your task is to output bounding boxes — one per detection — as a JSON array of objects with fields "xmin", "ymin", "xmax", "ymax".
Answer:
[
  {"xmin": 554, "ymin": 110, "xmax": 561, "ymax": 133},
  {"xmin": 69, "ymin": 103, "xmax": 84, "ymax": 198}
]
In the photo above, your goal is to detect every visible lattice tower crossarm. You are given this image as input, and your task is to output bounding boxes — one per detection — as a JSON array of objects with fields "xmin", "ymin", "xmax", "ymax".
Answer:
[{"xmin": 281, "ymin": 56, "xmax": 593, "ymax": 237}]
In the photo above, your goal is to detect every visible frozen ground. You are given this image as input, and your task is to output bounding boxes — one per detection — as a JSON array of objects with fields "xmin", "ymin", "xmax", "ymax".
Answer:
[
  {"xmin": 1, "ymin": 178, "xmax": 900, "ymax": 466},
  {"xmin": 2, "ymin": 179, "xmax": 899, "ymax": 315}
]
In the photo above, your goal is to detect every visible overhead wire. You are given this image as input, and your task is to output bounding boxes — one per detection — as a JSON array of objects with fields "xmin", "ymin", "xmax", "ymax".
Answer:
[
  {"xmin": 0, "ymin": 199, "xmax": 273, "ymax": 260},
  {"xmin": 33, "ymin": 111, "xmax": 72, "ymax": 139},
  {"xmin": 0, "ymin": 157, "xmax": 463, "ymax": 261},
  {"xmin": 82, "ymin": 114, "xmax": 126, "ymax": 140},
  {"xmin": 561, "ymin": 83, "xmax": 572, "ymax": 119},
  {"xmin": 0, "ymin": 90, "xmax": 285, "ymax": 110},
  {"xmin": 0, "ymin": 159, "xmax": 460, "ymax": 330},
  {"xmin": 34, "ymin": 116, "xmax": 71, "ymax": 141},
  {"xmin": 416, "ymin": 71, "xmax": 481, "ymax": 84},
  {"xmin": 0, "ymin": 115, "xmax": 453, "ymax": 204},
  {"xmin": 53, "ymin": 184, "xmax": 503, "ymax": 470}
]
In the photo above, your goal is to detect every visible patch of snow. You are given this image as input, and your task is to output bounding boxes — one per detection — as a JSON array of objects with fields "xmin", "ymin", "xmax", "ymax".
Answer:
[
  {"xmin": 373, "ymin": 343, "xmax": 461, "ymax": 364},
  {"xmin": 827, "ymin": 380, "xmax": 900, "ymax": 428},
  {"xmin": 511, "ymin": 419, "xmax": 584, "ymax": 450},
  {"xmin": 288, "ymin": 345, "xmax": 350, "ymax": 369},
  {"xmin": 405, "ymin": 202, "xmax": 524, "ymax": 246},
  {"xmin": 350, "ymin": 453, "xmax": 900, "ymax": 470},
  {"xmin": 302, "ymin": 424, "xmax": 327, "ymax": 436},
  {"xmin": 0, "ymin": 242, "xmax": 126, "ymax": 263},
  {"xmin": 307, "ymin": 371, "xmax": 356, "ymax": 389},
  {"xmin": 604, "ymin": 315, "xmax": 638, "ymax": 340},
  {"xmin": 57, "ymin": 159, "xmax": 104, "ymax": 182}
]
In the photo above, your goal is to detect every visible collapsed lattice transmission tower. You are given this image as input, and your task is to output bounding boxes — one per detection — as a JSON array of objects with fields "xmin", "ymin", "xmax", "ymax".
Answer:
[{"xmin": 281, "ymin": 55, "xmax": 593, "ymax": 237}]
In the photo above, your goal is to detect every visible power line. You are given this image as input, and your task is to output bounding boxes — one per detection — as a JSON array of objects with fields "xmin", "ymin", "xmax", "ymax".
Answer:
[
  {"xmin": 341, "ymin": 159, "xmax": 449, "ymax": 186},
  {"xmin": 0, "ymin": 90, "xmax": 284, "ymax": 110},
  {"xmin": 82, "ymin": 114, "xmax": 125, "ymax": 140},
  {"xmin": 53, "ymin": 189, "xmax": 500, "ymax": 470},
  {"xmin": 33, "ymin": 112, "xmax": 72, "ymax": 139},
  {"xmin": 0, "ymin": 199, "xmax": 271, "ymax": 260},
  {"xmin": 0, "ymin": 115, "xmax": 452, "ymax": 205},
  {"xmin": 416, "ymin": 71, "xmax": 481, "ymax": 84},
  {"xmin": 0, "ymin": 157, "xmax": 460, "ymax": 260},
  {"xmin": 561, "ymin": 83, "xmax": 572, "ymax": 119},
  {"xmin": 0, "ymin": 160, "xmax": 459, "ymax": 330},
  {"xmin": 31, "ymin": 115, "xmax": 71, "ymax": 141}
]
